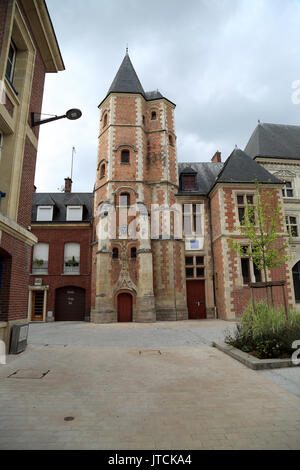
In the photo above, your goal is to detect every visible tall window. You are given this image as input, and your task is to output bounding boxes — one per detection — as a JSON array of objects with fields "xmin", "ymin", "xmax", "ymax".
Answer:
[
  {"xmin": 237, "ymin": 194, "xmax": 254, "ymax": 224},
  {"xmin": 112, "ymin": 247, "xmax": 119, "ymax": 260},
  {"xmin": 32, "ymin": 243, "xmax": 49, "ymax": 275},
  {"xmin": 64, "ymin": 243, "xmax": 80, "ymax": 274},
  {"xmin": 240, "ymin": 246, "xmax": 261, "ymax": 284},
  {"xmin": 183, "ymin": 204, "xmax": 201, "ymax": 235},
  {"xmin": 37, "ymin": 205, "xmax": 53, "ymax": 222},
  {"xmin": 66, "ymin": 205, "xmax": 83, "ymax": 221},
  {"xmin": 100, "ymin": 163, "xmax": 105, "ymax": 178},
  {"xmin": 151, "ymin": 111, "xmax": 157, "ymax": 120},
  {"xmin": 286, "ymin": 216, "xmax": 298, "ymax": 237},
  {"xmin": 5, "ymin": 41, "xmax": 16, "ymax": 83},
  {"xmin": 282, "ymin": 181, "xmax": 294, "ymax": 198},
  {"xmin": 182, "ymin": 175, "xmax": 196, "ymax": 191},
  {"xmin": 131, "ymin": 247, "xmax": 137, "ymax": 259},
  {"xmin": 121, "ymin": 150, "xmax": 130, "ymax": 163},
  {"xmin": 120, "ymin": 193, "xmax": 130, "ymax": 207},
  {"xmin": 103, "ymin": 113, "xmax": 108, "ymax": 128},
  {"xmin": 169, "ymin": 135, "xmax": 173, "ymax": 146}
]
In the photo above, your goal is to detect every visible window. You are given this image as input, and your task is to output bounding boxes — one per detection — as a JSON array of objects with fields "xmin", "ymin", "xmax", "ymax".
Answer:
[
  {"xmin": 240, "ymin": 246, "xmax": 261, "ymax": 284},
  {"xmin": 286, "ymin": 216, "xmax": 298, "ymax": 237},
  {"xmin": 151, "ymin": 111, "xmax": 157, "ymax": 120},
  {"xmin": 66, "ymin": 205, "xmax": 83, "ymax": 221},
  {"xmin": 183, "ymin": 204, "xmax": 201, "ymax": 235},
  {"xmin": 37, "ymin": 205, "xmax": 53, "ymax": 222},
  {"xmin": 142, "ymin": 115, "xmax": 145, "ymax": 125},
  {"xmin": 64, "ymin": 243, "xmax": 80, "ymax": 274},
  {"xmin": 100, "ymin": 163, "xmax": 105, "ymax": 179},
  {"xmin": 282, "ymin": 181, "xmax": 294, "ymax": 198},
  {"xmin": 237, "ymin": 194, "xmax": 254, "ymax": 224},
  {"xmin": 119, "ymin": 193, "xmax": 130, "ymax": 207},
  {"xmin": 112, "ymin": 247, "xmax": 119, "ymax": 260},
  {"xmin": 131, "ymin": 247, "xmax": 137, "ymax": 259},
  {"xmin": 5, "ymin": 41, "xmax": 16, "ymax": 83},
  {"xmin": 182, "ymin": 175, "xmax": 196, "ymax": 191},
  {"xmin": 103, "ymin": 113, "xmax": 108, "ymax": 128},
  {"xmin": 185, "ymin": 255, "xmax": 205, "ymax": 279},
  {"xmin": 121, "ymin": 150, "xmax": 130, "ymax": 163},
  {"xmin": 32, "ymin": 243, "xmax": 49, "ymax": 274},
  {"xmin": 169, "ymin": 135, "xmax": 173, "ymax": 146}
]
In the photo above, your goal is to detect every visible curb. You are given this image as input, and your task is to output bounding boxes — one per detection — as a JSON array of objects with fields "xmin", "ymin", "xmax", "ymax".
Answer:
[{"xmin": 214, "ymin": 341, "xmax": 300, "ymax": 370}]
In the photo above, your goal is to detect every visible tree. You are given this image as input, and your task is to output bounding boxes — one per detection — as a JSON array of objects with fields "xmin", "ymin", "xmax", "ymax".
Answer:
[{"xmin": 229, "ymin": 182, "xmax": 291, "ymax": 306}]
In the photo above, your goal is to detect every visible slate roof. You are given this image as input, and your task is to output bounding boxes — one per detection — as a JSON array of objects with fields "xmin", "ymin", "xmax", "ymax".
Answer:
[
  {"xmin": 216, "ymin": 148, "xmax": 283, "ymax": 185},
  {"xmin": 100, "ymin": 52, "xmax": 175, "ymax": 106},
  {"xmin": 177, "ymin": 162, "xmax": 223, "ymax": 195},
  {"xmin": 245, "ymin": 122, "xmax": 300, "ymax": 160},
  {"xmin": 32, "ymin": 193, "xmax": 93, "ymax": 223}
]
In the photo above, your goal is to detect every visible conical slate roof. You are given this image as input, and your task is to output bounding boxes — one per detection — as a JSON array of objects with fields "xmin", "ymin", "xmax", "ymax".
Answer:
[
  {"xmin": 216, "ymin": 148, "xmax": 283, "ymax": 184},
  {"xmin": 107, "ymin": 52, "xmax": 145, "ymax": 96}
]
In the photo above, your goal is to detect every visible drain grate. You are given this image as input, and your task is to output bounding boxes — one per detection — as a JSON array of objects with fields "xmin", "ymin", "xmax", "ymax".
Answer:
[
  {"xmin": 138, "ymin": 350, "xmax": 162, "ymax": 356},
  {"xmin": 8, "ymin": 369, "xmax": 50, "ymax": 379}
]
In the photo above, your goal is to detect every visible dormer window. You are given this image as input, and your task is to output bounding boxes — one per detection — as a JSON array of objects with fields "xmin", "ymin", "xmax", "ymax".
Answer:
[
  {"xmin": 282, "ymin": 181, "xmax": 294, "ymax": 198},
  {"xmin": 182, "ymin": 175, "xmax": 196, "ymax": 191},
  {"xmin": 37, "ymin": 205, "xmax": 53, "ymax": 222},
  {"xmin": 66, "ymin": 205, "xmax": 83, "ymax": 221}
]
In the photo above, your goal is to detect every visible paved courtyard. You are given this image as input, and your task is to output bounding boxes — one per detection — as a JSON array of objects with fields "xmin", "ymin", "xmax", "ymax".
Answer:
[{"xmin": 0, "ymin": 320, "xmax": 299, "ymax": 450}]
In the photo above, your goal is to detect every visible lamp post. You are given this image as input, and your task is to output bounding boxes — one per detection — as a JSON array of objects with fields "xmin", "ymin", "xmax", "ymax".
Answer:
[{"xmin": 31, "ymin": 108, "xmax": 82, "ymax": 127}]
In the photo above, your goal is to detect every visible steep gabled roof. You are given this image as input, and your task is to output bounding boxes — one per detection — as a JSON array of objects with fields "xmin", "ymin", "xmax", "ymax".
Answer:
[
  {"xmin": 216, "ymin": 148, "xmax": 283, "ymax": 185},
  {"xmin": 245, "ymin": 122, "xmax": 300, "ymax": 160},
  {"xmin": 107, "ymin": 52, "xmax": 145, "ymax": 96}
]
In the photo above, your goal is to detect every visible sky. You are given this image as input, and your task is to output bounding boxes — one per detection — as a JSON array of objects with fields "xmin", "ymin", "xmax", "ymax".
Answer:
[{"xmin": 35, "ymin": 0, "xmax": 300, "ymax": 193}]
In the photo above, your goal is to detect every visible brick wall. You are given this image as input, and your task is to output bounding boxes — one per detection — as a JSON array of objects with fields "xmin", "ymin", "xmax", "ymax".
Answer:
[{"xmin": 17, "ymin": 136, "xmax": 37, "ymax": 228}]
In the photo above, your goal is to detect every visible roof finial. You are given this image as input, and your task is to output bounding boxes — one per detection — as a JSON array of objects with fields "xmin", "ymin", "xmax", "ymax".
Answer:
[
  {"xmin": 258, "ymin": 119, "xmax": 261, "ymax": 124},
  {"xmin": 126, "ymin": 44, "xmax": 128, "ymax": 55},
  {"xmin": 235, "ymin": 144, "xmax": 238, "ymax": 149}
]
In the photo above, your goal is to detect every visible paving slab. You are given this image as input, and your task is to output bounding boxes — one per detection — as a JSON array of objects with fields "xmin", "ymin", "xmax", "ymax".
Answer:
[{"xmin": 0, "ymin": 321, "xmax": 299, "ymax": 450}]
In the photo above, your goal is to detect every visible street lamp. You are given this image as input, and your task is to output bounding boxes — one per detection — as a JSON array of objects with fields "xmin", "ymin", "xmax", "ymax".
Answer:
[{"xmin": 31, "ymin": 108, "xmax": 82, "ymax": 127}]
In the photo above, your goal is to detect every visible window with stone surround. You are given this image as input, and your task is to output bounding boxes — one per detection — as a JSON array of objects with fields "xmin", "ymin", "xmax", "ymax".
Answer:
[
  {"xmin": 119, "ymin": 193, "xmax": 130, "ymax": 207},
  {"xmin": 32, "ymin": 243, "xmax": 49, "ymax": 275},
  {"xmin": 64, "ymin": 243, "xmax": 80, "ymax": 274},
  {"xmin": 183, "ymin": 204, "xmax": 201, "ymax": 236},
  {"xmin": 240, "ymin": 245, "xmax": 261, "ymax": 284},
  {"xmin": 121, "ymin": 149, "xmax": 130, "ymax": 163},
  {"xmin": 112, "ymin": 247, "xmax": 119, "ymax": 260},
  {"xmin": 236, "ymin": 194, "xmax": 254, "ymax": 225},
  {"xmin": 151, "ymin": 111, "xmax": 157, "ymax": 120},
  {"xmin": 286, "ymin": 215, "xmax": 298, "ymax": 237},
  {"xmin": 185, "ymin": 255, "xmax": 205, "ymax": 279},
  {"xmin": 282, "ymin": 181, "xmax": 294, "ymax": 198},
  {"xmin": 100, "ymin": 163, "xmax": 105, "ymax": 179},
  {"xmin": 5, "ymin": 41, "xmax": 17, "ymax": 84},
  {"xmin": 103, "ymin": 113, "xmax": 108, "ymax": 128},
  {"xmin": 131, "ymin": 247, "xmax": 137, "ymax": 259}
]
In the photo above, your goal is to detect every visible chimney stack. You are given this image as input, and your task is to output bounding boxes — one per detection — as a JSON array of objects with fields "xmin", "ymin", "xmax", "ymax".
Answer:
[
  {"xmin": 211, "ymin": 151, "xmax": 221, "ymax": 163},
  {"xmin": 64, "ymin": 177, "xmax": 72, "ymax": 193}
]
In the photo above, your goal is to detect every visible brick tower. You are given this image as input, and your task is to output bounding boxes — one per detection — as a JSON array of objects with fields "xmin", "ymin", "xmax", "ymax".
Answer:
[{"xmin": 91, "ymin": 51, "xmax": 188, "ymax": 322}]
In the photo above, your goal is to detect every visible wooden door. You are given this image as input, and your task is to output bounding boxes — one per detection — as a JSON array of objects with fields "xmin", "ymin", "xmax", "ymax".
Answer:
[
  {"xmin": 117, "ymin": 293, "xmax": 133, "ymax": 322},
  {"xmin": 55, "ymin": 287, "xmax": 85, "ymax": 321},
  {"xmin": 186, "ymin": 280, "xmax": 206, "ymax": 319},
  {"xmin": 31, "ymin": 291, "xmax": 44, "ymax": 321}
]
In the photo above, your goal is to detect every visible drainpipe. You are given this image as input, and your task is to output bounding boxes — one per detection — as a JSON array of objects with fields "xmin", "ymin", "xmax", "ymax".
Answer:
[{"xmin": 208, "ymin": 197, "xmax": 218, "ymax": 319}]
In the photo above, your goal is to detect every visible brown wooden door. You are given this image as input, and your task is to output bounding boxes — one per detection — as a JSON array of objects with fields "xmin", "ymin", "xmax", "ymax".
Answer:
[
  {"xmin": 31, "ymin": 291, "xmax": 44, "ymax": 321},
  {"xmin": 186, "ymin": 280, "xmax": 206, "ymax": 319},
  {"xmin": 117, "ymin": 293, "xmax": 133, "ymax": 322},
  {"xmin": 55, "ymin": 287, "xmax": 85, "ymax": 321}
]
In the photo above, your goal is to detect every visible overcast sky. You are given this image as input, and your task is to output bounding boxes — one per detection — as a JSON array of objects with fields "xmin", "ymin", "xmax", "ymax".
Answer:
[{"xmin": 35, "ymin": 0, "xmax": 300, "ymax": 193}]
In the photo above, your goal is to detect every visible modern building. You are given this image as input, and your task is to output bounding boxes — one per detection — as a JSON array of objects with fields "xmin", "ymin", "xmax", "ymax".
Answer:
[
  {"xmin": 0, "ymin": 0, "xmax": 64, "ymax": 348},
  {"xmin": 29, "ymin": 179, "xmax": 93, "ymax": 322}
]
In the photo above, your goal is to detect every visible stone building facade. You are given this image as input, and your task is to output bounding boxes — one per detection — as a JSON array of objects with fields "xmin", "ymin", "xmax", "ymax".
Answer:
[{"xmin": 0, "ymin": 0, "xmax": 64, "ymax": 348}]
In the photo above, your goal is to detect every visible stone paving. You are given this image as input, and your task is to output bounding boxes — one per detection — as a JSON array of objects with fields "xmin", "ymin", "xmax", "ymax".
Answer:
[{"xmin": 0, "ymin": 320, "xmax": 299, "ymax": 450}]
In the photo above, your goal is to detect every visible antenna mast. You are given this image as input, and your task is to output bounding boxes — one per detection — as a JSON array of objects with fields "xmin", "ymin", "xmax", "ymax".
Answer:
[{"xmin": 71, "ymin": 146, "xmax": 76, "ymax": 181}]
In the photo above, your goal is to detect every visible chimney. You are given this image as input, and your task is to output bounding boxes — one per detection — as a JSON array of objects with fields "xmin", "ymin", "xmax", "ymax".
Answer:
[
  {"xmin": 211, "ymin": 151, "xmax": 221, "ymax": 163},
  {"xmin": 64, "ymin": 177, "xmax": 72, "ymax": 193}
]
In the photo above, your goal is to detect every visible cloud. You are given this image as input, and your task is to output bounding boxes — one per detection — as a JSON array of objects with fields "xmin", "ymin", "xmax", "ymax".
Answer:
[{"xmin": 35, "ymin": 0, "xmax": 300, "ymax": 192}]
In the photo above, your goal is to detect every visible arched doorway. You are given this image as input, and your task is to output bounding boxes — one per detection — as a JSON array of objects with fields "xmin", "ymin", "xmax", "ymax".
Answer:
[
  {"xmin": 292, "ymin": 261, "xmax": 300, "ymax": 303},
  {"xmin": 55, "ymin": 286, "xmax": 85, "ymax": 321},
  {"xmin": 117, "ymin": 293, "xmax": 133, "ymax": 322}
]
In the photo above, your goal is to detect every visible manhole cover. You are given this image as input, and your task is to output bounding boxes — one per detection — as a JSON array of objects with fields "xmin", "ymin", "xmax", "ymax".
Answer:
[
  {"xmin": 8, "ymin": 369, "xmax": 50, "ymax": 379},
  {"xmin": 138, "ymin": 350, "xmax": 162, "ymax": 356}
]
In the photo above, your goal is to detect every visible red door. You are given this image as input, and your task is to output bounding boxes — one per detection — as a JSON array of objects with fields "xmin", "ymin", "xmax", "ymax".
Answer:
[
  {"xmin": 117, "ymin": 293, "xmax": 133, "ymax": 322},
  {"xmin": 186, "ymin": 280, "xmax": 206, "ymax": 319}
]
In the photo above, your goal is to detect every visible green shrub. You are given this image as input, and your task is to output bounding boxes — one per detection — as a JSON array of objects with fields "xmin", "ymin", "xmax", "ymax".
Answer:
[{"xmin": 225, "ymin": 302, "xmax": 300, "ymax": 359}]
